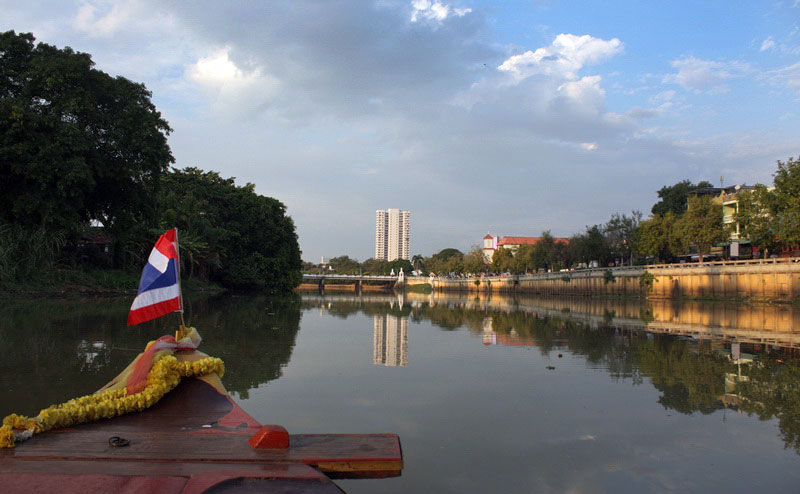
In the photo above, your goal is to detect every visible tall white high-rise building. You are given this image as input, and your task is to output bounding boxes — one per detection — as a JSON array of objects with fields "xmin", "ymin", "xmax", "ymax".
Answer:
[{"xmin": 375, "ymin": 209, "xmax": 410, "ymax": 261}]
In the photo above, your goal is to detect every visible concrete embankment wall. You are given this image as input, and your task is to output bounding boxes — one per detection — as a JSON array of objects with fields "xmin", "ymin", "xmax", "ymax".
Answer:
[{"xmin": 422, "ymin": 259, "xmax": 800, "ymax": 301}]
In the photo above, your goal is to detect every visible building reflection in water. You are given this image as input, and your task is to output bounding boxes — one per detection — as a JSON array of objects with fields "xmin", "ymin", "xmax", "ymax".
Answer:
[
  {"xmin": 373, "ymin": 314, "xmax": 408, "ymax": 366},
  {"xmin": 482, "ymin": 316, "xmax": 541, "ymax": 348}
]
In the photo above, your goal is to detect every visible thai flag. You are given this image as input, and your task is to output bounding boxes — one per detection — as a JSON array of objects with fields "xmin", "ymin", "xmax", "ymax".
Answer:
[{"xmin": 128, "ymin": 228, "xmax": 183, "ymax": 326}]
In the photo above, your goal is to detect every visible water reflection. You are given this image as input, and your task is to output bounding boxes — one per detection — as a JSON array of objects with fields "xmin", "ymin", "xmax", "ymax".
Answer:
[
  {"xmin": 373, "ymin": 315, "xmax": 408, "ymax": 366},
  {"xmin": 300, "ymin": 292, "xmax": 800, "ymax": 455},
  {"xmin": 4, "ymin": 290, "xmax": 800, "ymax": 469},
  {"xmin": 0, "ymin": 293, "xmax": 302, "ymax": 417}
]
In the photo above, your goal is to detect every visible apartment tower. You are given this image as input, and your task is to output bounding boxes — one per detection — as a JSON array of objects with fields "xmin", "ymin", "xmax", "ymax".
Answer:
[{"xmin": 375, "ymin": 209, "xmax": 410, "ymax": 261}]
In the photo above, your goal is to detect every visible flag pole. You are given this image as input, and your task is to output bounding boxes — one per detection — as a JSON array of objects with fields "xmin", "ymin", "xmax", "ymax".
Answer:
[{"xmin": 174, "ymin": 227, "xmax": 187, "ymax": 339}]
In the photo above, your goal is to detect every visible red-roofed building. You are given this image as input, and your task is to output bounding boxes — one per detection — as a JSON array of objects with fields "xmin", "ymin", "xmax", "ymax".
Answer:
[{"xmin": 482, "ymin": 234, "xmax": 569, "ymax": 261}]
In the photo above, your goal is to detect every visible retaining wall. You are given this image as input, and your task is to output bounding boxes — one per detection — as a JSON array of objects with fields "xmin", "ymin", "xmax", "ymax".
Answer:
[{"xmin": 421, "ymin": 258, "xmax": 800, "ymax": 301}]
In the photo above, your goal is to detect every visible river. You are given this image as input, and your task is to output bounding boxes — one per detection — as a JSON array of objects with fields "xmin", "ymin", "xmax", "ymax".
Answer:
[{"xmin": 2, "ymin": 292, "xmax": 800, "ymax": 492}]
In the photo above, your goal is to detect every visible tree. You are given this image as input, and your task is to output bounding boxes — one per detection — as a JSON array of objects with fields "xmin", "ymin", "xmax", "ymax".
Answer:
[
  {"xmin": 651, "ymin": 180, "xmax": 713, "ymax": 217},
  {"xmin": 771, "ymin": 156, "xmax": 800, "ymax": 247},
  {"xmin": 734, "ymin": 185, "xmax": 778, "ymax": 258},
  {"xmin": 604, "ymin": 211, "xmax": 642, "ymax": 265},
  {"xmin": 0, "ymin": 31, "xmax": 173, "ymax": 260},
  {"xmin": 531, "ymin": 231, "xmax": 565, "ymax": 271},
  {"xmin": 635, "ymin": 212, "xmax": 679, "ymax": 263},
  {"xmin": 509, "ymin": 244, "xmax": 535, "ymax": 274},
  {"xmin": 567, "ymin": 225, "xmax": 610, "ymax": 267},
  {"xmin": 674, "ymin": 195, "xmax": 726, "ymax": 261},
  {"xmin": 462, "ymin": 247, "xmax": 487, "ymax": 274},
  {"xmin": 328, "ymin": 255, "xmax": 361, "ymax": 274},
  {"xmin": 490, "ymin": 247, "xmax": 513, "ymax": 273},
  {"xmin": 158, "ymin": 168, "xmax": 302, "ymax": 292},
  {"xmin": 387, "ymin": 258, "xmax": 413, "ymax": 275},
  {"xmin": 426, "ymin": 248, "xmax": 463, "ymax": 275},
  {"xmin": 411, "ymin": 254, "xmax": 425, "ymax": 273},
  {"xmin": 361, "ymin": 258, "xmax": 388, "ymax": 274}
]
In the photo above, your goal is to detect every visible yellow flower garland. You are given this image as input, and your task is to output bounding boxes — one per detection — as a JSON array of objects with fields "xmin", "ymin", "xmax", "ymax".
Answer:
[{"xmin": 0, "ymin": 355, "xmax": 224, "ymax": 448}]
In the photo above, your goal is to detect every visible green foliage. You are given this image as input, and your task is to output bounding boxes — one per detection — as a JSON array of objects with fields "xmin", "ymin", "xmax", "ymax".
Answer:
[
  {"xmin": 771, "ymin": 156, "xmax": 800, "ymax": 247},
  {"xmin": 360, "ymin": 258, "xmax": 386, "ymax": 274},
  {"xmin": 532, "ymin": 231, "xmax": 559, "ymax": 271},
  {"xmin": 425, "ymin": 248, "xmax": 464, "ymax": 275},
  {"xmin": 358, "ymin": 257, "xmax": 412, "ymax": 275},
  {"xmin": 636, "ymin": 338, "xmax": 732, "ymax": 415},
  {"xmin": 736, "ymin": 356, "xmax": 800, "ymax": 453},
  {"xmin": 509, "ymin": 244, "xmax": 535, "ymax": 274},
  {"xmin": 561, "ymin": 275, "xmax": 571, "ymax": 283},
  {"xmin": 462, "ymin": 247, "xmax": 487, "ymax": 274},
  {"xmin": 635, "ymin": 212, "xmax": 679, "ymax": 262},
  {"xmin": 158, "ymin": 168, "xmax": 302, "ymax": 292},
  {"xmin": 604, "ymin": 211, "xmax": 641, "ymax": 264},
  {"xmin": 639, "ymin": 271, "xmax": 656, "ymax": 290},
  {"xmin": 0, "ymin": 31, "xmax": 173, "ymax": 253},
  {"xmin": 734, "ymin": 186, "xmax": 777, "ymax": 257},
  {"xmin": 490, "ymin": 246, "xmax": 514, "ymax": 272},
  {"xmin": 603, "ymin": 269, "xmax": 615, "ymax": 284},
  {"xmin": 675, "ymin": 195, "xmax": 726, "ymax": 260},
  {"xmin": 0, "ymin": 223, "xmax": 64, "ymax": 286},
  {"xmin": 0, "ymin": 34, "xmax": 301, "ymax": 293},
  {"xmin": 433, "ymin": 248, "xmax": 463, "ymax": 261},
  {"xmin": 405, "ymin": 283, "xmax": 432, "ymax": 294},
  {"xmin": 387, "ymin": 258, "xmax": 413, "ymax": 275},
  {"xmin": 328, "ymin": 255, "xmax": 361, "ymax": 274},
  {"xmin": 567, "ymin": 225, "xmax": 610, "ymax": 266},
  {"xmin": 651, "ymin": 180, "xmax": 713, "ymax": 217}
]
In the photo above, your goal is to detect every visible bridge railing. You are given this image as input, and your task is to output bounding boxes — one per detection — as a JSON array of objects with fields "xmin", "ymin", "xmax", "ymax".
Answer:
[{"xmin": 302, "ymin": 273, "xmax": 399, "ymax": 281}]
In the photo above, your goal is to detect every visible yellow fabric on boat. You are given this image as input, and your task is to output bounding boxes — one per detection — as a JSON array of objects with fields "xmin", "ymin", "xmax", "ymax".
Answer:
[{"xmin": 0, "ymin": 329, "xmax": 224, "ymax": 449}]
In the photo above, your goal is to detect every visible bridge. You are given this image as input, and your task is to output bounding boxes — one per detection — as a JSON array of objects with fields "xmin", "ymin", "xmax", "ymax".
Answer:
[{"xmin": 301, "ymin": 273, "xmax": 404, "ymax": 293}]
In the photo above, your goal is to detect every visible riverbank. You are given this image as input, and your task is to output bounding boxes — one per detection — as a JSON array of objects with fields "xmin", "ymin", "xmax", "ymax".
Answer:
[
  {"xmin": 424, "ymin": 258, "xmax": 800, "ymax": 303},
  {"xmin": 0, "ymin": 268, "xmax": 225, "ymax": 299}
]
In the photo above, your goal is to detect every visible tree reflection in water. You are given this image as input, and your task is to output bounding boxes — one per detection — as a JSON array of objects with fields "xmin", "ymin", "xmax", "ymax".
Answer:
[
  {"xmin": 0, "ymin": 293, "xmax": 301, "ymax": 417},
  {"xmin": 303, "ymin": 293, "xmax": 800, "ymax": 455}
]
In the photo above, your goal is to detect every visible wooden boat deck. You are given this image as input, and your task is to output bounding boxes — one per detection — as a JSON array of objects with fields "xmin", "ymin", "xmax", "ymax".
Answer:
[{"xmin": 0, "ymin": 377, "xmax": 402, "ymax": 493}]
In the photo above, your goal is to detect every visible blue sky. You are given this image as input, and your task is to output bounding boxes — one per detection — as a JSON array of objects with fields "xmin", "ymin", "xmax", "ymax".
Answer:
[{"xmin": 2, "ymin": 0, "xmax": 799, "ymax": 261}]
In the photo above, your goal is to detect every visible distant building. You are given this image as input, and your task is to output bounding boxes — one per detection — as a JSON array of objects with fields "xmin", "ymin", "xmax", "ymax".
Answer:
[
  {"xmin": 482, "ymin": 234, "xmax": 498, "ymax": 262},
  {"xmin": 691, "ymin": 184, "xmax": 759, "ymax": 258},
  {"xmin": 482, "ymin": 234, "xmax": 569, "ymax": 261},
  {"xmin": 375, "ymin": 209, "xmax": 410, "ymax": 261}
]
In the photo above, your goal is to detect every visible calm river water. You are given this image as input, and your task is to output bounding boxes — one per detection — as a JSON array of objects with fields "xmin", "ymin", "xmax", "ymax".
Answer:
[{"xmin": 2, "ymin": 292, "xmax": 800, "ymax": 492}]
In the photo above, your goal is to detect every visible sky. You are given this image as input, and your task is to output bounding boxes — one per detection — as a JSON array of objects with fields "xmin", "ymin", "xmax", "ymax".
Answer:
[{"xmin": 2, "ymin": 1, "xmax": 799, "ymax": 262}]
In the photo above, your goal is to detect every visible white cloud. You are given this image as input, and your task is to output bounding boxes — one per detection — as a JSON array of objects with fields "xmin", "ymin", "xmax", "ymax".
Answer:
[
  {"xmin": 760, "ymin": 37, "xmax": 776, "ymax": 51},
  {"xmin": 453, "ymin": 33, "xmax": 630, "ymax": 147},
  {"xmin": 410, "ymin": 0, "xmax": 472, "ymax": 23},
  {"xmin": 580, "ymin": 142, "xmax": 598, "ymax": 151},
  {"xmin": 763, "ymin": 61, "xmax": 800, "ymax": 95},
  {"xmin": 557, "ymin": 75, "xmax": 605, "ymax": 108},
  {"xmin": 663, "ymin": 56, "xmax": 750, "ymax": 93},
  {"xmin": 73, "ymin": 0, "xmax": 176, "ymax": 38},
  {"xmin": 498, "ymin": 34, "xmax": 623, "ymax": 83},
  {"xmin": 187, "ymin": 48, "xmax": 281, "ymax": 118},
  {"xmin": 74, "ymin": 1, "xmax": 126, "ymax": 35}
]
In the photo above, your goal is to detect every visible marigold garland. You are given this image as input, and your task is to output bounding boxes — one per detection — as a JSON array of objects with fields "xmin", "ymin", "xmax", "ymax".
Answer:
[{"xmin": 0, "ymin": 355, "xmax": 224, "ymax": 448}]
